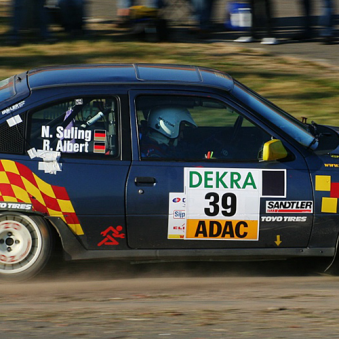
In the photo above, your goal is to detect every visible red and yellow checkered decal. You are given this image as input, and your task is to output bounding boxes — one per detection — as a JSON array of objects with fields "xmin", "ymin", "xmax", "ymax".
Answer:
[
  {"xmin": 0, "ymin": 160, "xmax": 84, "ymax": 235},
  {"xmin": 316, "ymin": 175, "xmax": 339, "ymax": 213}
]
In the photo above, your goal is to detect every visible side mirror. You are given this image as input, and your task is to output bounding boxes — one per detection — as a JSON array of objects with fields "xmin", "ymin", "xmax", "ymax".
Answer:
[{"xmin": 262, "ymin": 139, "xmax": 288, "ymax": 161}]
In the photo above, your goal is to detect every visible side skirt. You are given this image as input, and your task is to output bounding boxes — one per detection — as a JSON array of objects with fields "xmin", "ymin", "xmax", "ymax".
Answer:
[{"xmin": 47, "ymin": 217, "xmax": 335, "ymax": 262}]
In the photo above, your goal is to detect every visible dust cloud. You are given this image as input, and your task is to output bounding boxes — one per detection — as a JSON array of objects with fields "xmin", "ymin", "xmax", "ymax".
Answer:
[{"xmin": 1, "ymin": 259, "xmax": 338, "ymax": 338}]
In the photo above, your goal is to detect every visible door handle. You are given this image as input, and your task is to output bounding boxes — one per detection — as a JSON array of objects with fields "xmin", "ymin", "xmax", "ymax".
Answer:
[{"xmin": 134, "ymin": 177, "xmax": 156, "ymax": 185}]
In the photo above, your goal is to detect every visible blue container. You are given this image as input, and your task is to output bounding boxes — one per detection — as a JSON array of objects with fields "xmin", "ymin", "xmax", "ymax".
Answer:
[{"xmin": 225, "ymin": 2, "xmax": 252, "ymax": 31}]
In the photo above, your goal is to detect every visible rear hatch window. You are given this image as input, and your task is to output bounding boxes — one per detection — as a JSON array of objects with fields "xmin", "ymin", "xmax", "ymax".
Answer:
[{"xmin": 0, "ymin": 76, "xmax": 16, "ymax": 102}]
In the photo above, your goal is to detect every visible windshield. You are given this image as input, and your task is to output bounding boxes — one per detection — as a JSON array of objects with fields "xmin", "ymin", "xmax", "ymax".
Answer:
[
  {"xmin": 232, "ymin": 81, "xmax": 318, "ymax": 150},
  {"xmin": 0, "ymin": 76, "xmax": 16, "ymax": 103}
]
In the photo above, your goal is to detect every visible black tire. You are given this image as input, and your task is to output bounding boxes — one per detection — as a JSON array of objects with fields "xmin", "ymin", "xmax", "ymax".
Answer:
[{"xmin": 0, "ymin": 213, "xmax": 53, "ymax": 281}]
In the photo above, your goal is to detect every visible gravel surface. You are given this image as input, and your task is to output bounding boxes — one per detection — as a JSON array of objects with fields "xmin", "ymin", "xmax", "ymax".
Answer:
[{"xmin": 1, "ymin": 261, "xmax": 339, "ymax": 338}]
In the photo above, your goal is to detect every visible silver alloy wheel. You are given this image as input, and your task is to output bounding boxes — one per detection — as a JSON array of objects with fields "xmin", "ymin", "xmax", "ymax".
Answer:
[{"xmin": 0, "ymin": 214, "xmax": 43, "ymax": 275}]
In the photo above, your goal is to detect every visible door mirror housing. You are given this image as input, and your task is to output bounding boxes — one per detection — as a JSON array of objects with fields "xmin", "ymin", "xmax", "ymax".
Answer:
[{"xmin": 261, "ymin": 139, "xmax": 288, "ymax": 161}]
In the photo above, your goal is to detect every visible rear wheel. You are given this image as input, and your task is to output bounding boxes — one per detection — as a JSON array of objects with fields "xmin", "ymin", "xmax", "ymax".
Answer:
[{"xmin": 0, "ymin": 213, "xmax": 52, "ymax": 281}]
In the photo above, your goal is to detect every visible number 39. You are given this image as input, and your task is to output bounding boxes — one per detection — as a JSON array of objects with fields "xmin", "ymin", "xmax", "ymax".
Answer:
[{"xmin": 204, "ymin": 192, "xmax": 237, "ymax": 217}]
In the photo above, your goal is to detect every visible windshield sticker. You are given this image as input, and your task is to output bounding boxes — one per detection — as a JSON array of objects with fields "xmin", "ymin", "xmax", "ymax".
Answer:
[
  {"xmin": 266, "ymin": 201, "xmax": 313, "ymax": 213},
  {"xmin": 168, "ymin": 169, "xmax": 286, "ymax": 241},
  {"xmin": 75, "ymin": 99, "xmax": 83, "ymax": 105},
  {"xmin": 28, "ymin": 148, "xmax": 62, "ymax": 175},
  {"xmin": 6, "ymin": 115, "xmax": 22, "ymax": 127},
  {"xmin": 2, "ymin": 100, "xmax": 25, "ymax": 115},
  {"xmin": 0, "ymin": 202, "xmax": 32, "ymax": 211},
  {"xmin": 0, "ymin": 160, "xmax": 83, "ymax": 235}
]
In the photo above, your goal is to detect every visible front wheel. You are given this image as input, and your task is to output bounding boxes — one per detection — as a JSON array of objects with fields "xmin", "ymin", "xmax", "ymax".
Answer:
[{"xmin": 0, "ymin": 213, "xmax": 52, "ymax": 281}]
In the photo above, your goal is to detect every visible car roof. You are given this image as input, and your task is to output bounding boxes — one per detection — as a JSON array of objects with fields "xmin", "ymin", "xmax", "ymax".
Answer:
[{"xmin": 27, "ymin": 64, "xmax": 234, "ymax": 92}]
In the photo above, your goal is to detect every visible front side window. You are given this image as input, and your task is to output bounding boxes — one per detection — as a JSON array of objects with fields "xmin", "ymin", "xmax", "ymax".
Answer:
[
  {"xmin": 29, "ymin": 97, "xmax": 119, "ymax": 157},
  {"xmin": 137, "ymin": 95, "xmax": 271, "ymax": 162}
]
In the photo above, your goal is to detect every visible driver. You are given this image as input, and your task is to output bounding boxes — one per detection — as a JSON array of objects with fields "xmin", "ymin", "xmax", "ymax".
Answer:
[{"xmin": 140, "ymin": 106, "xmax": 197, "ymax": 158}]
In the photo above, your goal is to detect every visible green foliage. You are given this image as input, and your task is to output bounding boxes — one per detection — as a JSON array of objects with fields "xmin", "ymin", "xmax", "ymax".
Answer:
[{"xmin": 0, "ymin": 21, "xmax": 338, "ymax": 125}]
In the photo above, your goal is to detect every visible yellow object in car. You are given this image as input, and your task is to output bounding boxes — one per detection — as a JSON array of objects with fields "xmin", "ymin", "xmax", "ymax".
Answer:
[{"xmin": 129, "ymin": 6, "xmax": 158, "ymax": 19}]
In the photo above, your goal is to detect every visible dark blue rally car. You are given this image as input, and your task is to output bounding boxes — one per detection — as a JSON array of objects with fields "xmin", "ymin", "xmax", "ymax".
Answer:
[{"xmin": 1, "ymin": 63, "xmax": 339, "ymax": 280}]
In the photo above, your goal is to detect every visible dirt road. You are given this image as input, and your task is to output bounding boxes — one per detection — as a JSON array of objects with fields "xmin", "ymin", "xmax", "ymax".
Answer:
[{"xmin": 1, "ymin": 261, "xmax": 339, "ymax": 338}]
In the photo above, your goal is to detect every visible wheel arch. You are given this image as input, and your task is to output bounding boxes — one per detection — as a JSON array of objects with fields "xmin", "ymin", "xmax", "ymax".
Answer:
[
  {"xmin": 324, "ymin": 232, "xmax": 339, "ymax": 273},
  {"xmin": 44, "ymin": 216, "xmax": 87, "ymax": 260},
  {"xmin": 0, "ymin": 210, "xmax": 85, "ymax": 256}
]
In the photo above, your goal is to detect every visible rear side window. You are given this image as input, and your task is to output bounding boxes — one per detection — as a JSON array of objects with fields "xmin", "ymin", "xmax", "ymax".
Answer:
[
  {"xmin": 28, "ymin": 97, "xmax": 119, "ymax": 157},
  {"xmin": 0, "ymin": 77, "xmax": 16, "ymax": 102},
  {"xmin": 0, "ymin": 115, "xmax": 25, "ymax": 154}
]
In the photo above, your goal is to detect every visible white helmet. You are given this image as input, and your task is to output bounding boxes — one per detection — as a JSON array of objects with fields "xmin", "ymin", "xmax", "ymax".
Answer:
[{"xmin": 147, "ymin": 106, "xmax": 197, "ymax": 139}]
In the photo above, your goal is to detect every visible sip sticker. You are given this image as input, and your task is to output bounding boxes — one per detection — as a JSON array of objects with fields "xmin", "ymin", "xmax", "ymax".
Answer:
[{"xmin": 168, "ymin": 193, "xmax": 186, "ymax": 239}]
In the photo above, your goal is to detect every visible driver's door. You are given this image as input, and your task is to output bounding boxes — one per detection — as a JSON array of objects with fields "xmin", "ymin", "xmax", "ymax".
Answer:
[{"xmin": 126, "ymin": 91, "xmax": 314, "ymax": 249}]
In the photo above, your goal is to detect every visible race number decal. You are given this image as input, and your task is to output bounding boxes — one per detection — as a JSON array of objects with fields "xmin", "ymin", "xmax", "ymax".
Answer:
[
  {"xmin": 167, "ymin": 168, "xmax": 286, "ymax": 241},
  {"xmin": 184, "ymin": 168, "xmax": 262, "ymax": 240}
]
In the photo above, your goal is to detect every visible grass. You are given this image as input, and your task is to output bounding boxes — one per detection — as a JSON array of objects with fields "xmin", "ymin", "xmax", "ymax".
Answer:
[{"xmin": 0, "ymin": 13, "xmax": 339, "ymax": 125}]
